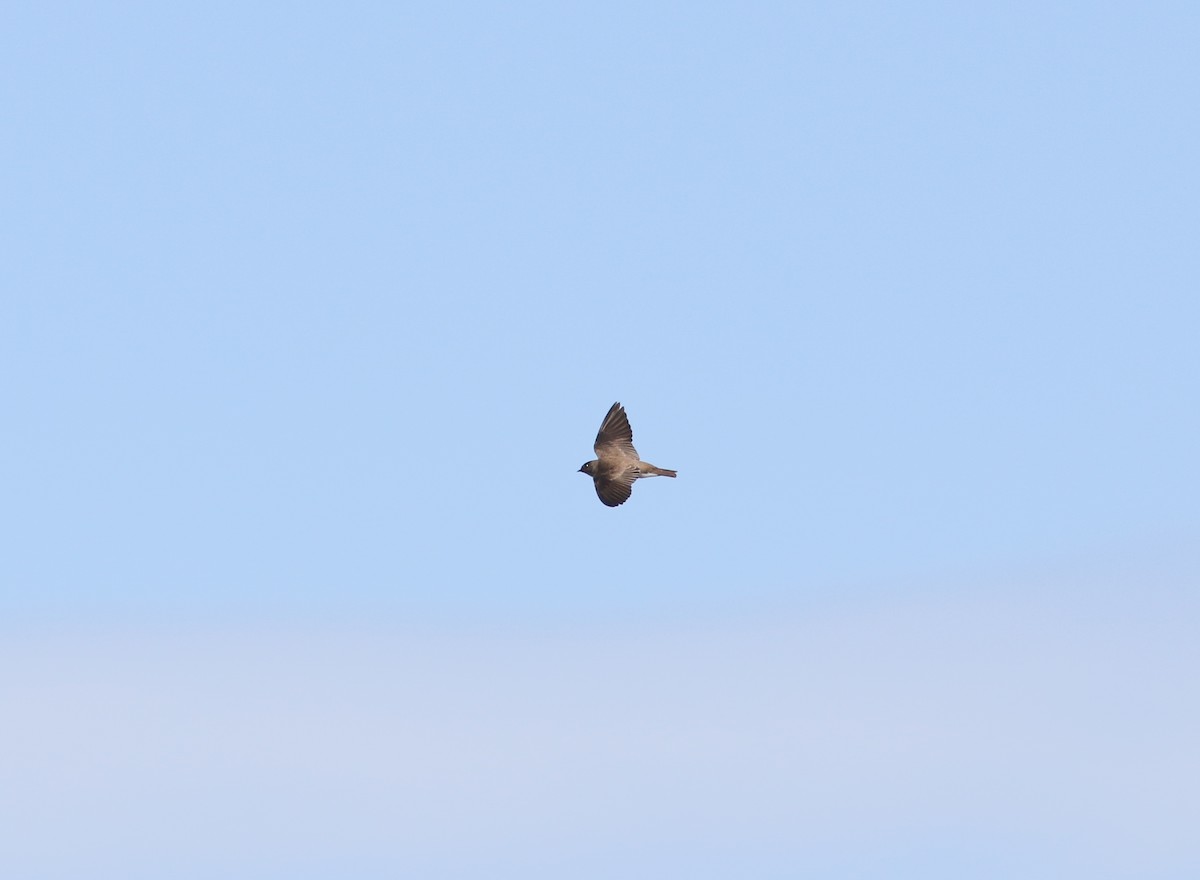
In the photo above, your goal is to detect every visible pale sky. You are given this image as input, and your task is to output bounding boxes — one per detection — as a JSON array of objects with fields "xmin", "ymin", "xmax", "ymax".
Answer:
[{"xmin": 2, "ymin": 2, "xmax": 1198, "ymax": 877}]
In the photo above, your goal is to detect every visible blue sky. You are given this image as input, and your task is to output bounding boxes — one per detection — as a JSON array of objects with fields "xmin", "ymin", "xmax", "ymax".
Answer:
[{"xmin": 2, "ymin": 2, "xmax": 1198, "ymax": 877}]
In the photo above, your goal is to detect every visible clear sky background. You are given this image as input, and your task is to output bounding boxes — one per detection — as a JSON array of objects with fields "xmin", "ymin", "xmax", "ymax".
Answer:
[{"xmin": 2, "ymin": 2, "xmax": 1197, "ymax": 878}]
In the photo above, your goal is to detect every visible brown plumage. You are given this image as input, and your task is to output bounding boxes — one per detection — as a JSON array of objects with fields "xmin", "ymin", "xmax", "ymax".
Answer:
[{"xmin": 578, "ymin": 402, "xmax": 677, "ymax": 507}]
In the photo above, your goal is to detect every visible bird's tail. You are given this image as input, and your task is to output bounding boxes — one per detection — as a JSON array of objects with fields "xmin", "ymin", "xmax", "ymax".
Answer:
[{"xmin": 646, "ymin": 466, "xmax": 677, "ymax": 478}]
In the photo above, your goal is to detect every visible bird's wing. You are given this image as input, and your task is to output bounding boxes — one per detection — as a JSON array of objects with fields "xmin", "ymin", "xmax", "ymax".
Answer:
[
  {"xmin": 594, "ymin": 468, "xmax": 637, "ymax": 507},
  {"xmin": 594, "ymin": 402, "xmax": 639, "ymax": 459}
]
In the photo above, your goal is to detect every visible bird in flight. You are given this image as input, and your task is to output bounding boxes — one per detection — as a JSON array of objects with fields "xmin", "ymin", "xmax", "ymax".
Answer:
[{"xmin": 579, "ymin": 402, "xmax": 677, "ymax": 507}]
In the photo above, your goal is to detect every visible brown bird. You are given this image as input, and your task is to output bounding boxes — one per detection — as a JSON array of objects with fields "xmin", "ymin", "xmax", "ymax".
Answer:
[{"xmin": 579, "ymin": 402, "xmax": 677, "ymax": 507}]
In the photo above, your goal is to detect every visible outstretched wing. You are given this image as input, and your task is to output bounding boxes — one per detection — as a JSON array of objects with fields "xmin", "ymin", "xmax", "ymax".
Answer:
[
  {"xmin": 593, "ymin": 469, "xmax": 637, "ymax": 507},
  {"xmin": 594, "ymin": 402, "xmax": 639, "ymax": 459}
]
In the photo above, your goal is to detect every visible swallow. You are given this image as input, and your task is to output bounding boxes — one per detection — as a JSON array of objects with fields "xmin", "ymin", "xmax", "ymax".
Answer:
[{"xmin": 579, "ymin": 402, "xmax": 677, "ymax": 507}]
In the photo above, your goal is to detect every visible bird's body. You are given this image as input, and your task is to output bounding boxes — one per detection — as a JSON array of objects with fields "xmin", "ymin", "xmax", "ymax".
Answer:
[{"xmin": 579, "ymin": 402, "xmax": 676, "ymax": 507}]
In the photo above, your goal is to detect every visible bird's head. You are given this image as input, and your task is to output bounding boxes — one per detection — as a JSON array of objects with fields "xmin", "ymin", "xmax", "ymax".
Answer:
[{"xmin": 578, "ymin": 461, "xmax": 595, "ymax": 475}]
